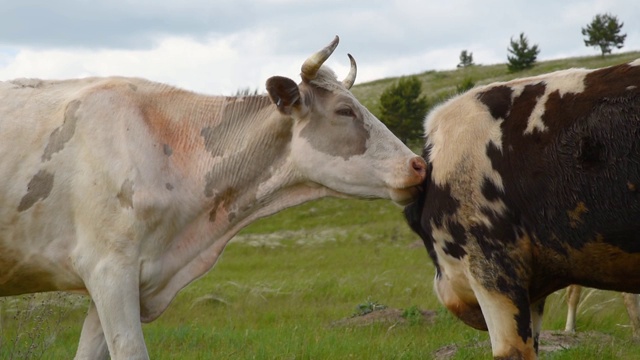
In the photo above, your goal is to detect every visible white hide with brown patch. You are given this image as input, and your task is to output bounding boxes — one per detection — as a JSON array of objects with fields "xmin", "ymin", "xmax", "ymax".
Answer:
[{"xmin": 0, "ymin": 36, "xmax": 426, "ymax": 360}]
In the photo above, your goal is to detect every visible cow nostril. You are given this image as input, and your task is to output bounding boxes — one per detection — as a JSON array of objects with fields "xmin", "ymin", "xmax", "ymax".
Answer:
[{"xmin": 410, "ymin": 157, "xmax": 427, "ymax": 180}]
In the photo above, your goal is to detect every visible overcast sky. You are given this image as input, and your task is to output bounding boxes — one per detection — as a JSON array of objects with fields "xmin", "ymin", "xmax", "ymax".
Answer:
[{"xmin": 1, "ymin": 0, "xmax": 638, "ymax": 95}]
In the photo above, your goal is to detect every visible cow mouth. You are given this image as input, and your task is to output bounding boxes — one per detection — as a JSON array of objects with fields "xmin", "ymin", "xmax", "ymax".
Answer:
[
  {"xmin": 388, "ymin": 157, "xmax": 428, "ymax": 205},
  {"xmin": 390, "ymin": 185, "xmax": 422, "ymax": 206}
]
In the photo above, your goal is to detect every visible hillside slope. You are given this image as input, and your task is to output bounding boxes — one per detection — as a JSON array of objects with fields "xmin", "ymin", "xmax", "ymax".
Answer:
[{"xmin": 352, "ymin": 51, "xmax": 640, "ymax": 118}]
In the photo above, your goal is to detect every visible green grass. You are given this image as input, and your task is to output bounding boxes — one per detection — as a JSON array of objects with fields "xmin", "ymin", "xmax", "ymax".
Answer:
[
  {"xmin": 3, "ymin": 52, "xmax": 640, "ymax": 358},
  {"xmin": 3, "ymin": 199, "xmax": 640, "ymax": 359}
]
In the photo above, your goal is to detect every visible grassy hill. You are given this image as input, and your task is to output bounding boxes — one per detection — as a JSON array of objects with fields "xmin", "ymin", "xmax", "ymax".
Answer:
[{"xmin": 352, "ymin": 51, "xmax": 640, "ymax": 120}]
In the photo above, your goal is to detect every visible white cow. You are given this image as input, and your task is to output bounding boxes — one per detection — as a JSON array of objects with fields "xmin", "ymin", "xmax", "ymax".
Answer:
[{"xmin": 0, "ymin": 36, "xmax": 426, "ymax": 359}]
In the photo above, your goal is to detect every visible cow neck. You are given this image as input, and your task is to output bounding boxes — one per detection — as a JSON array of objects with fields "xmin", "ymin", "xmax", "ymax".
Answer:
[
  {"xmin": 140, "ymin": 94, "xmax": 333, "ymax": 319},
  {"xmin": 193, "ymin": 95, "xmax": 293, "ymax": 226}
]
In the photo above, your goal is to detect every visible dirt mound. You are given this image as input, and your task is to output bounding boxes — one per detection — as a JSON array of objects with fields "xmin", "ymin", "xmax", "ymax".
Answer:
[
  {"xmin": 332, "ymin": 307, "xmax": 614, "ymax": 358},
  {"xmin": 433, "ymin": 330, "xmax": 615, "ymax": 359},
  {"xmin": 331, "ymin": 308, "xmax": 437, "ymax": 327}
]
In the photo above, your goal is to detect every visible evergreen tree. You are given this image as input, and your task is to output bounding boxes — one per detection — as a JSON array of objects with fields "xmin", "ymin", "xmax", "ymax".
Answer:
[
  {"xmin": 379, "ymin": 76, "xmax": 429, "ymax": 145},
  {"xmin": 582, "ymin": 13, "xmax": 626, "ymax": 56},
  {"xmin": 507, "ymin": 33, "xmax": 540, "ymax": 72},
  {"xmin": 457, "ymin": 50, "xmax": 474, "ymax": 68}
]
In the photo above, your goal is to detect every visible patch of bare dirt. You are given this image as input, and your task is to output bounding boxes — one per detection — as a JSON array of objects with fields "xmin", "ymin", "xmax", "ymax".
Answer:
[
  {"xmin": 332, "ymin": 307, "xmax": 616, "ymax": 358},
  {"xmin": 433, "ymin": 330, "xmax": 615, "ymax": 359},
  {"xmin": 433, "ymin": 344, "xmax": 459, "ymax": 360},
  {"xmin": 331, "ymin": 308, "xmax": 437, "ymax": 327},
  {"xmin": 231, "ymin": 229, "xmax": 345, "ymax": 248},
  {"xmin": 540, "ymin": 330, "xmax": 615, "ymax": 352}
]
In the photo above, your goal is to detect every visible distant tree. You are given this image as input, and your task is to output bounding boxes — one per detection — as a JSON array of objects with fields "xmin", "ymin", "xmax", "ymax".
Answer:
[
  {"xmin": 507, "ymin": 32, "xmax": 540, "ymax": 72},
  {"xmin": 379, "ymin": 76, "xmax": 429, "ymax": 145},
  {"xmin": 582, "ymin": 13, "xmax": 626, "ymax": 57},
  {"xmin": 457, "ymin": 50, "xmax": 474, "ymax": 68}
]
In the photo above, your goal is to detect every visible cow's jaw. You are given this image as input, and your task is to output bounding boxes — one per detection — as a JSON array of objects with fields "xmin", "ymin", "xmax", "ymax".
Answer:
[{"xmin": 291, "ymin": 136, "xmax": 426, "ymax": 205}]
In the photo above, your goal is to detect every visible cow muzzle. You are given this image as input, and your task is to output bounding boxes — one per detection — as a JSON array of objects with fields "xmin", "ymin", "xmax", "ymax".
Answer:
[{"xmin": 388, "ymin": 156, "xmax": 427, "ymax": 205}]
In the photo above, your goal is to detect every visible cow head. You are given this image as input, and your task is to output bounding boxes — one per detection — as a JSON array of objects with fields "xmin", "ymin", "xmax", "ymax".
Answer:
[{"xmin": 265, "ymin": 36, "xmax": 426, "ymax": 205}]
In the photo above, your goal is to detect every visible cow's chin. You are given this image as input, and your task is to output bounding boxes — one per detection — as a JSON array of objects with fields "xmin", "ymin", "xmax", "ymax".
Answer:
[{"xmin": 389, "ymin": 186, "xmax": 421, "ymax": 206}]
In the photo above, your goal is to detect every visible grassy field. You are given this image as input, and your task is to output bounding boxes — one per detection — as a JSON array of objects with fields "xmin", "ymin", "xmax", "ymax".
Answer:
[
  {"xmin": 3, "ymin": 199, "xmax": 640, "ymax": 359},
  {"xmin": 3, "ymin": 53, "xmax": 640, "ymax": 359}
]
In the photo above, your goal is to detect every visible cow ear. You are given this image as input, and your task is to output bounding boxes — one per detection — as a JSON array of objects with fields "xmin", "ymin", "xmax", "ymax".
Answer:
[{"xmin": 266, "ymin": 76, "xmax": 301, "ymax": 115}]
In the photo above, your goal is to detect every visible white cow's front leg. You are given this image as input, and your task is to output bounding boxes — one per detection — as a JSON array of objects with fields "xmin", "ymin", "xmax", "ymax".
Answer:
[
  {"xmin": 75, "ymin": 301, "xmax": 109, "ymax": 360},
  {"xmin": 83, "ymin": 257, "xmax": 149, "ymax": 360},
  {"xmin": 564, "ymin": 285, "xmax": 582, "ymax": 333}
]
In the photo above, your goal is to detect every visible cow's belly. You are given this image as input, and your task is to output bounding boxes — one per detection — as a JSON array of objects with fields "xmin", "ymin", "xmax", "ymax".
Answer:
[
  {"xmin": 567, "ymin": 241, "xmax": 640, "ymax": 292},
  {"xmin": 0, "ymin": 241, "xmax": 85, "ymax": 296},
  {"xmin": 531, "ymin": 235, "xmax": 640, "ymax": 297},
  {"xmin": 0, "ymin": 198, "xmax": 85, "ymax": 296}
]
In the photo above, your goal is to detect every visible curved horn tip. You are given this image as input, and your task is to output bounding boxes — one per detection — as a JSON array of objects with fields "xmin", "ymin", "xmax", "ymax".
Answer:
[
  {"xmin": 301, "ymin": 35, "xmax": 341, "ymax": 82},
  {"xmin": 326, "ymin": 35, "xmax": 340, "ymax": 54},
  {"xmin": 342, "ymin": 53, "xmax": 357, "ymax": 89}
]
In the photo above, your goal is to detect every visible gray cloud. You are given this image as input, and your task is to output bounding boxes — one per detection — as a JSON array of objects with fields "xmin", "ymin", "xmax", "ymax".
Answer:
[
  {"xmin": 1, "ymin": 1, "xmax": 262, "ymax": 48},
  {"xmin": 0, "ymin": 0, "xmax": 638, "ymax": 94}
]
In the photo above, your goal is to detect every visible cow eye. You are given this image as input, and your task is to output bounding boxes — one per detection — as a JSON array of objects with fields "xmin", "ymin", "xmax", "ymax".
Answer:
[{"xmin": 336, "ymin": 107, "xmax": 355, "ymax": 118}]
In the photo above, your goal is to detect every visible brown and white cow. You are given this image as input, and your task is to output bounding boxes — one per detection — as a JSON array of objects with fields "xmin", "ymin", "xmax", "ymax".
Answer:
[
  {"xmin": 0, "ymin": 36, "xmax": 426, "ymax": 359},
  {"xmin": 404, "ymin": 59, "xmax": 640, "ymax": 359}
]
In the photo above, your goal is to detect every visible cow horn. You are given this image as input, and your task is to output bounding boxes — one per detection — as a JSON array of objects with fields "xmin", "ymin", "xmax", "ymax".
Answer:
[
  {"xmin": 342, "ymin": 54, "xmax": 357, "ymax": 89},
  {"xmin": 301, "ymin": 35, "xmax": 339, "ymax": 82}
]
